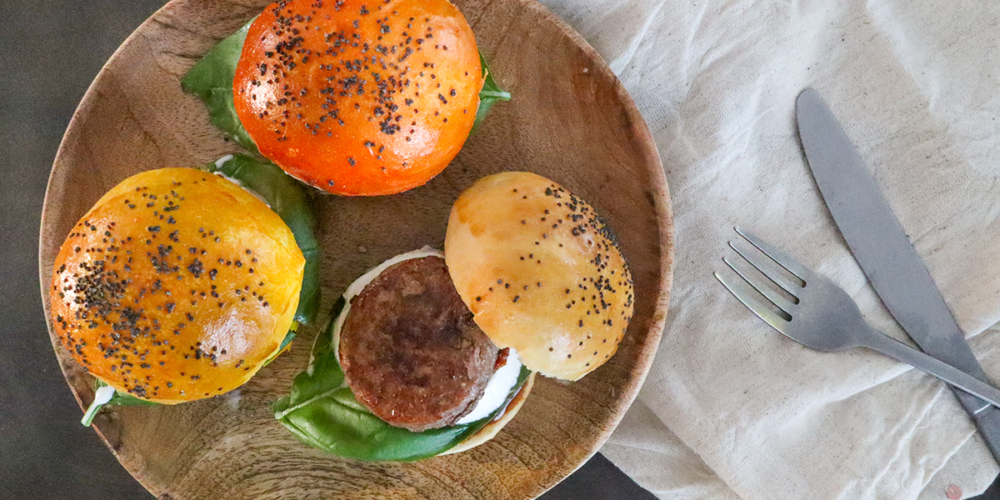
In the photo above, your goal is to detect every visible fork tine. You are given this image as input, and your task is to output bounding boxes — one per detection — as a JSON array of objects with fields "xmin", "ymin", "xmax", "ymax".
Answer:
[
  {"xmin": 714, "ymin": 272, "xmax": 790, "ymax": 332},
  {"xmin": 728, "ymin": 241, "xmax": 802, "ymax": 295},
  {"xmin": 723, "ymin": 257, "xmax": 796, "ymax": 314},
  {"xmin": 734, "ymin": 226, "xmax": 810, "ymax": 282}
]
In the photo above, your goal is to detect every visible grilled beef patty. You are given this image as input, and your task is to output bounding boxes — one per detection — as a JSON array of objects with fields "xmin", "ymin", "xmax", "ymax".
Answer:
[{"xmin": 339, "ymin": 256, "xmax": 499, "ymax": 432}]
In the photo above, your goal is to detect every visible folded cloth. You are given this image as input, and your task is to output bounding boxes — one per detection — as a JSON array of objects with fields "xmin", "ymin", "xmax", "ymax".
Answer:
[{"xmin": 535, "ymin": 0, "xmax": 1000, "ymax": 498}]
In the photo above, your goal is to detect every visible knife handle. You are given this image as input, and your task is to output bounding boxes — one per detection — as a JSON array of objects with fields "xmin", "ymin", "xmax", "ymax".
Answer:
[{"xmin": 861, "ymin": 331, "xmax": 1000, "ymax": 408}]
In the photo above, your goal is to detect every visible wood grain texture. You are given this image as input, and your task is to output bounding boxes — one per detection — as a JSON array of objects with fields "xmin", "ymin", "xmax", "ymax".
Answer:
[{"xmin": 38, "ymin": 0, "xmax": 674, "ymax": 498}]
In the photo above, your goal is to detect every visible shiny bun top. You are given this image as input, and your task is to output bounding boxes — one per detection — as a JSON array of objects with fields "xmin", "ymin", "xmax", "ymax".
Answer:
[
  {"xmin": 234, "ymin": 0, "xmax": 482, "ymax": 196},
  {"xmin": 49, "ymin": 168, "xmax": 304, "ymax": 403},
  {"xmin": 445, "ymin": 172, "xmax": 633, "ymax": 381}
]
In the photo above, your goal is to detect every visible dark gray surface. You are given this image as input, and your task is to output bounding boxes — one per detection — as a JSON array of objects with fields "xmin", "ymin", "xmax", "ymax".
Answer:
[
  {"xmin": 0, "ymin": 1, "xmax": 654, "ymax": 499},
  {"xmin": 1, "ymin": 3, "xmax": 170, "ymax": 498}
]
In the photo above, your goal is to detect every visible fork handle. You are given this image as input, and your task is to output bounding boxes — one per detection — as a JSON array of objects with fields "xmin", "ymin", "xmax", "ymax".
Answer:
[{"xmin": 861, "ymin": 330, "xmax": 1000, "ymax": 409}]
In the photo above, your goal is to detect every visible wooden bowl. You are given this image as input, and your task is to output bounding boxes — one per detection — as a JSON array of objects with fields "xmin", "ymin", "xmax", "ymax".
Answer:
[{"xmin": 38, "ymin": 0, "xmax": 674, "ymax": 498}]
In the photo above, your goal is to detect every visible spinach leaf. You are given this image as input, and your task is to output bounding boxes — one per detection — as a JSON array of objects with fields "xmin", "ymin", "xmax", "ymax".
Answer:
[
  {"xmin": 181, "ymin": 19, "xmax": 258, "ymax": 153},
  {"xmin": 81, "ymin": 379, "xmax": 160, "ymax": 427},
  {"xmin": 206, "ymin": 153, "xmax": 321, "ymax": 326},
  {"xmin": 274, "ymin": 301, "xmax": 530, "ymax": 461},
  {"xmin": 473, "ymin": 52, "xmax": 511, "ymax": 132}
]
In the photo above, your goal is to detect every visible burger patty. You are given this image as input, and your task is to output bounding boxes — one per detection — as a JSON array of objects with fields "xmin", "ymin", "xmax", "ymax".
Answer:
[{"xmin": 339, "ymin": 256, "xmax": 500, "ymax": 432}]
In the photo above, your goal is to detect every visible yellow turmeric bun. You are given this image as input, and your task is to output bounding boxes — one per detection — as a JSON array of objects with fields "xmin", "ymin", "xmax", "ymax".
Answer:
[
  {"xmin": 445, "ymin": 172, "xmax": 633, "ymax": 381},
  {"xmin": 49, "ymin": 168, "xmax": 304, "ymax": 404}
]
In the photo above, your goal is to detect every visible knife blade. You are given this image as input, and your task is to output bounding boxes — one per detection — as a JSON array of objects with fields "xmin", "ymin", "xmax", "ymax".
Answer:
[{"xmin": 795, "ymin": 87, "xmax": 1000, "ymax": 463}]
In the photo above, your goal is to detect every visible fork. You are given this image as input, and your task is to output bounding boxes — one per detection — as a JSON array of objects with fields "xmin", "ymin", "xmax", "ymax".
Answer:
[{"xmin": 715, "ymin": 226, "xmax": 1000, "ymax": 408}]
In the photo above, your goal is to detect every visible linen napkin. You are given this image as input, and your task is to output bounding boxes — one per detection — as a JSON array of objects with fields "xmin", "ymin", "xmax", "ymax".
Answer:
[{"xmin": 532, "ymin": 0, "xmax": 1000, "ymax": 498}]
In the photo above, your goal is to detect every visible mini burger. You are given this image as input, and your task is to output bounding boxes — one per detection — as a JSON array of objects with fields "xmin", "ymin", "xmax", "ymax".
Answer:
[
  {"xmin": 275, "ymin": 172, "xmax": 633, "ymax": 460},
  {"xmin": 333, "ymin": 248, "xmax": 528, "ymax": 433},
  {"xmin": 184, "ymin": 0, "xmax": 503, "ymax": 197},
  {"xmin": 49, "ymin": 165, "xmax": 311, "ymax": 418}
]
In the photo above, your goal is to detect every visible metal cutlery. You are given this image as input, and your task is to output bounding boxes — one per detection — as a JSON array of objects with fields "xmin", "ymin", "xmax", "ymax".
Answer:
[
  {"xmin": 796, "ymin": 88, "xmax": 1000, "ymax": 461},
  {"xmin": 715, "ymin": 227, "xmax": 1000, "ymax": 408}
]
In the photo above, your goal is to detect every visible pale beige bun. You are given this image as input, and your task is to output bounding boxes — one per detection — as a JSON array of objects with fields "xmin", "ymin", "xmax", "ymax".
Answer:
[
  {"xmin": 442, "ymin": 372, "xmax": 536, "ymax": 455},
  {"xmin": 445, "ymin": 172, "xmax": 634, "ymax": 381}
]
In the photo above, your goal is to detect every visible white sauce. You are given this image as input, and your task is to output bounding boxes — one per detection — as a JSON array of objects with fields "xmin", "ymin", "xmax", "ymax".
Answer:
[
  {"xmin": 93, "ymin": 385, "xmax": 116, "ymax": 406},
  {"xmin": 455, "ymin": 349, "xmax": 522, "ymax": 424},
  {"xmin": 214, "ymin": 154, "xmax": 234, "ymax": 169}
]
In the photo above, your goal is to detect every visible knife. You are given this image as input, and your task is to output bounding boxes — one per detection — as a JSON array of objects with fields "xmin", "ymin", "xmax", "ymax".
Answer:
[{"xmin": 795, "ymin": 87, "xmax": 1000, "ymax": 464}]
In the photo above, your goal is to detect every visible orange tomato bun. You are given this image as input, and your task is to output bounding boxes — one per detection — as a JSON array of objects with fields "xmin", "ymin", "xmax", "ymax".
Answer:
[
  {"xmin": 234, "ymin": 0, "xmax": 483, "ymax": 196},
  {"xmin": 49, "ymin": 168, "xmax": 305, "ymax": 404}
]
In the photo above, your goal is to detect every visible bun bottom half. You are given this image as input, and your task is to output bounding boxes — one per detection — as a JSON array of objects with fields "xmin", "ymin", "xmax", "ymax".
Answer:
[{"xmin": 442, "ymin": 372, "xmax": 536, "ymax": 456}]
